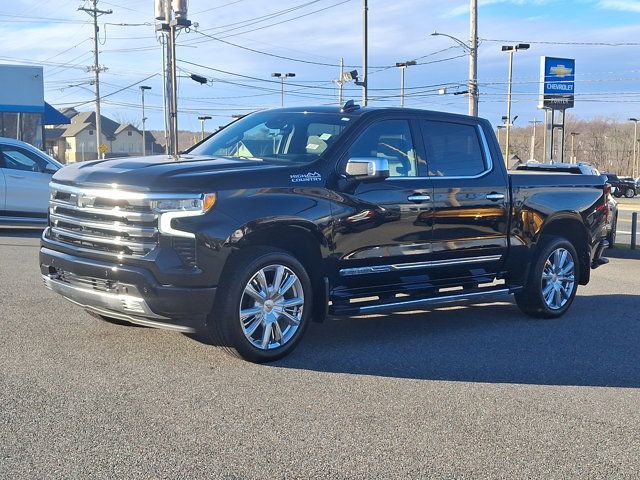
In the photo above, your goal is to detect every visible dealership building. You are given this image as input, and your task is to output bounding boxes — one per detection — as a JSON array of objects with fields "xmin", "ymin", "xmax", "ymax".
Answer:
[{"xmin": 0, "ymin": 64, "xmax": 69, "ymax": 150}]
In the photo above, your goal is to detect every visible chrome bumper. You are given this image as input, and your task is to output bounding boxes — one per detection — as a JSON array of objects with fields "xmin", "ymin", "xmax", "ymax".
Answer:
[{"xmin": 42, "ymin": 275, "xmax": 196, "ymax": 333}]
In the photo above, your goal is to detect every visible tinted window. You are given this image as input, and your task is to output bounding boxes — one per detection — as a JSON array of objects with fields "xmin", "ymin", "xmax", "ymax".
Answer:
[
  {"xmin": 348, "ymin": 119, "xmax": 418, "ymax": 177},
  {"xmin": 420, "ymin": 120, "xmax": 486, "ymax": 177},
  {"xmin": 0, "ymin": 146, "xmax": 49, "ymax": 173}
]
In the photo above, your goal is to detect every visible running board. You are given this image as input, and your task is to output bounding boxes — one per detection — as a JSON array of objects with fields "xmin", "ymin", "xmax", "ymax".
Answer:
[{"xmin": 330, "ymin": 286, "xmax": 519, "ymax": 316}]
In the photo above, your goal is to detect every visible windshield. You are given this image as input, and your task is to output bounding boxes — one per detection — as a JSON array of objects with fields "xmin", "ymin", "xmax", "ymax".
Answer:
[{"xmin": 189, "ymin": 111, "xmax": 355, "ymax": 164}]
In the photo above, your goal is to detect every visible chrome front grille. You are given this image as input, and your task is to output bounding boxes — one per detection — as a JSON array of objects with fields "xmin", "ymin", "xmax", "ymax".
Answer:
[{"xmin": 48, "ymin": 183, "xmax": 159, "ymax": 257}]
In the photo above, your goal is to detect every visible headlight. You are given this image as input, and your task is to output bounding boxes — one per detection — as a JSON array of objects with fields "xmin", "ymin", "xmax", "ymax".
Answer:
[
  {"xmin": 151, "ymin": 193, "xmax": 217, "ymax": 213},
  {"xmin": 156, "ymin": 193, "xmax": 216, "ymax": 238}
]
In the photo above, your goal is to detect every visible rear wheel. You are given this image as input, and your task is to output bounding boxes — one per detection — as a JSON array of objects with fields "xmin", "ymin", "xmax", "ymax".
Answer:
[
  {"xmin": 208, "ymin": 247, "xmax": 313, "ymax": 363},
  {"xmin": 625, "ymin": 188, "xmax": 635, "ymax": 198},
  {"xmin": 607, "ymin": 214, "xmax": 617, "ymax": 248},
  {"xmin": 515, "ymin": 237, "xmax": 579, "ymax": 319}
]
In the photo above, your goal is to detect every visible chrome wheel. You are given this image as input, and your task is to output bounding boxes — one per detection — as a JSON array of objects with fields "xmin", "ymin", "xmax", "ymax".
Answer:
[
  {"xmin": 541, "ymin": 247, "xmax": 575, "ymax": 310},
  {"xmin": 239, "ymin": 264, "xmax": 304, "ymax": 350}
]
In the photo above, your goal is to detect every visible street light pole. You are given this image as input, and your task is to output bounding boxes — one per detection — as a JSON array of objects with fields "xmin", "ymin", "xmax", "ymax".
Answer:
[
  {"xmin": 430, "ymin": 31, "xmax": 476, "ymax": 116},
  {"xmin": 272, "ymin": 73, "xmax": 296, "ymax": 107},
  {"xmin": 362, "ymin": 0, "xmax": 368, "ymax": 106},
  {"xmin": 502, "ymin": 43, "xmax": 530, "ymax": 163},
  {"xmin": 630, "ymin": 118, "xmax": 639, "ymax": 178},
  {"xmin": 198, "ymin": 115, "xmax": 212, "ymax": 141},
  {"xmin": 139, "ymin": 85, "xmax": 151, "ymax": 156},
  {"xmin": 570, "ymin": 132, "xmax": 580, "ymax": 163},
  {"xmin": 395, "ymin": 60, "xmax": 416, "ymax": 107},
  {"xmin": 529, "ymin": 119, "xmax": 542, "ymax": 161},
  {"xmin": 469, "ymin": 0, "xmax": 478, "ymax": 116}
]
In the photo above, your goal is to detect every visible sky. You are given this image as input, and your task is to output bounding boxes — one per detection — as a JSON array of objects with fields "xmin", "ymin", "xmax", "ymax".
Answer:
[{"xmin": 1, "ymin": 0, "xmax": 640, "ymax": 132}]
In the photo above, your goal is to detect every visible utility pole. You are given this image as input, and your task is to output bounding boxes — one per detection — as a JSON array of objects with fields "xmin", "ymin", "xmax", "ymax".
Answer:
[
  {"xmin": 198, "ymin": 115, "xmax": 212, "ymax": 141},
  {"xmin": 271, "ymin": 73, "xmax": 296, "ymax": 107},
  {"xmin": 469, "ymin": 0, "xmax": 478, "ymax": 116},
  {"xmin": 140, "ymin": 86, "xmax": 151, "ymax": 156},
  {"xmin": 79, "ymin": 0, "xmax": 112, "ymax": 160},
  {"xmin": 395, "ymin": 60, "xmax": 416, "ymax": 107},
  {"xmin": 529, "ymin": 119, "xmax": 542, "ymax": 161},
  {"xmin": 362, "ymin": 0, "xmax": 368, "ymax": 106},
  {"xmin": 156, "ymin": 0, "xmax": 191, "ymax": 157}
]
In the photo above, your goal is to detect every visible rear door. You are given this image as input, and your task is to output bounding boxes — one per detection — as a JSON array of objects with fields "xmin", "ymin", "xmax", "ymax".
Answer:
[
  {"xmin": 418, "ymin": 118, "xmax": 509, "ymax": 286},
  {"xmin": 0, "ymin": 144, "xmax": 55, "ymax": 215}
]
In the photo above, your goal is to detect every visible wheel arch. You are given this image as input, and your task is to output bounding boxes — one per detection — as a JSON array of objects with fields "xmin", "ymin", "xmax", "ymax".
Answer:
[
  {"xmin": 537, "ymin": 213, "xmax": 590, "ymax": 285},
  {"xmin": 225, "ymin": 220, "xmax": 329, "ymax": 322}
]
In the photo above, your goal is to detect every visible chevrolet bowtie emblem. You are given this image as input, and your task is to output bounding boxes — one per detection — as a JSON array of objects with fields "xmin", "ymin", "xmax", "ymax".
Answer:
[{"xmin": 549, "ymin": 65, "xmax": 572, "ymax": 77}]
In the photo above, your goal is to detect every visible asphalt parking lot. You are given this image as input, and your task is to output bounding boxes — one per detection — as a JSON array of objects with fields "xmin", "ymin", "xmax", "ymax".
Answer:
[{"xmin": 1, "ymin": 231, "xmax": 640, "ymax": 479}]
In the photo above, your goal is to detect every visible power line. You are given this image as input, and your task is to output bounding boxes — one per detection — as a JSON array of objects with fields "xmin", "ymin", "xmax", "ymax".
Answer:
[{"xmin": 480, "ymin": 38, "xmax": 640, "ymax": 47}]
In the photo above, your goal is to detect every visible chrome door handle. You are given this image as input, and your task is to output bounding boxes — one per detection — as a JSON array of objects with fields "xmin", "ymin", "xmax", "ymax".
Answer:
[
  {"xmin": 486, "ymin": 193, "xmax": 505, "ymax": 201},
  {"xmin": 407, "ymin": 194, "xmax": 431, "ymax": 203}
]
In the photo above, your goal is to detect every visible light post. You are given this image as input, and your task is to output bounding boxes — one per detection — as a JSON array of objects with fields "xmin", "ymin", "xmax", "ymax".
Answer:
[
  {"xmin": 198, "ymin": 115, "xmax": 212, "ymax": 141},
  {"xmin": 497, "ymin": 125, "xmax": 506, "ymax": 145},
  {"xmin": 570, "ymin": 132, "xmax": 580, "ymax": 164},
  {"xmin": 529, "ymin": 119, "xmax": 542, "ymax": 161},
  {"xmin": 502, "ymin": 43, "xmax": 530, "ymax": 163},
  {"xmin": 139, "ymin": 85, "xmax": 151, "ymax": 156},
  {"xmin": 271, "ymin": 73, "xmax": 295, "ymax": 107},
  {"xmin": 395, "ymin": 60, "xmax": 417, "ymax": 107},
  {"xmin": 430, "ymin": 30, "xmax": 477, "ymax": 116},
  {"xmin": 630, "ymin": 118, "xmax": 639, "ymax": 177}
]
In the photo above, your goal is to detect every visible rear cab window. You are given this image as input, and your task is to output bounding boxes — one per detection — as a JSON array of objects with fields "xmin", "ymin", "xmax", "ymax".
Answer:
[{"xmin": 419, "ymin": 120, "xmax": 487, "ymax": 177}]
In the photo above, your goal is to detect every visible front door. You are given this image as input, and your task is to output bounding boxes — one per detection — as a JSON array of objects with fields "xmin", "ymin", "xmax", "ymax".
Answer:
[
  {"xmin": 331, "ymin": 117, "xmax": 434, "ymax": 292},
  {"xmin": 0, "ymin": 145, "xmax": 53, "ymax": 215}
]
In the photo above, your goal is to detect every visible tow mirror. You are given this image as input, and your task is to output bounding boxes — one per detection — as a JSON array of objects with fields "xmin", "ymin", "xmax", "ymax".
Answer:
[{"xmin": 345, "ymin": 157, "xmax": 389, "ymax": 181}]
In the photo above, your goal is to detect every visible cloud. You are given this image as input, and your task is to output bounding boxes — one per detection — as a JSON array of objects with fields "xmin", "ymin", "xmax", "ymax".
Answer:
[
  {"xmin": 442, "ymin": 0, "xmax": 550, "ymax": 18},
  {"xmin": 598, "ymin": 0, "xmax": 640, "ymax": 12}
]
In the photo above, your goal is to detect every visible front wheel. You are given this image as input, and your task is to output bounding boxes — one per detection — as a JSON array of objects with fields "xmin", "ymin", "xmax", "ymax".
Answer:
[
  {"xmin": 515, "ymin": 237, "xmax": 579, "ymax": 319},
  {"xmin": 625, "ymin": 188, "xmax": 635, "ymax": 198},
  {"xmin": 207, "ymin": 247, "xmax": 313, "ymax": 363}
]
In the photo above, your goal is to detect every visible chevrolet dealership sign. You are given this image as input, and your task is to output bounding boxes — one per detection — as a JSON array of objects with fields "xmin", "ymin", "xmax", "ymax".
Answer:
[{"xmin": 539, "ymin": 56, "xmax": 575, "ymax": 109}]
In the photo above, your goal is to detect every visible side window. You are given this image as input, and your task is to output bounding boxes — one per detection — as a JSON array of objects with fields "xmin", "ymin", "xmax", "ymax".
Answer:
[
  {"xmin": 0, "ymin": 147, "xmax": 49, "ymax": 173},
  {"xmin": 347, "ymin": 119, "xmax": 418, "ymax": 177},
  {"xmin": 420, "ymin": 120, "xmax": 486, "ymax": 177}
]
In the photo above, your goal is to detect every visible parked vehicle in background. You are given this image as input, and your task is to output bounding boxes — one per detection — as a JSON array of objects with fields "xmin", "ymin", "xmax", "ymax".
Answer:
[
  {"xmin": 604, "ymin": 173, "xmax": 636, "ymax": 198},
  {"xmin": 0, "ymin": 137, "xmax": 62, "ymax": 225},
  {"xmin": 40, "ymin": 105, "xmax": 610, "ymax": 362},
  {"xmin": 516, "ymin": 162, "xmax": 618, "ymax": 247}
]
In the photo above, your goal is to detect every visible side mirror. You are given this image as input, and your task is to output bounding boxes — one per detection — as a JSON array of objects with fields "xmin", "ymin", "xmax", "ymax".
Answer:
[
  {"xmin": 345, "ymin": 157, "xmax": 389, "ymax": 181},
  {"xmin": 44, "ymin": 164, "xmax": 59, "ymax": 175}
]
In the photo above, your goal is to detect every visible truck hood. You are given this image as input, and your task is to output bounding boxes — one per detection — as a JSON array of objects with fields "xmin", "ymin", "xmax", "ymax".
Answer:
[{"xmin": 52, "ymin": 154, "xmax": 287, "ymax": 192}]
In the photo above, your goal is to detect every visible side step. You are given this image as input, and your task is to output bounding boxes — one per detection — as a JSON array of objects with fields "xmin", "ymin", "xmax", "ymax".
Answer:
[{"xmin": 330, "ymin": 286, "xmax": 520, "ymax": 316}]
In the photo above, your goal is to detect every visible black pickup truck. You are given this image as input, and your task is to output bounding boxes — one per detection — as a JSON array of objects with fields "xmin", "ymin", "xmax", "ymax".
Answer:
[{"xmin": 40, "ymin": 105, "xmax": 610, "ymax": 362}]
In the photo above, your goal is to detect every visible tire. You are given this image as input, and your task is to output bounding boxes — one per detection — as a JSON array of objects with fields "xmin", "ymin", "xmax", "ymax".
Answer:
[
  {"xmin": 207, "ymin": 247, "xmax": 313, "ymax": 363},
  {"xmin": 607, "ymin": 214, "xmax": 617, "ymax": 248},
  {"xmin": 625, "ymin": 188, "xmax": 635, "ymax": 198},
  {"xmin": 514, "ymin": 236, "xmax": 579, "ymax": 319}
]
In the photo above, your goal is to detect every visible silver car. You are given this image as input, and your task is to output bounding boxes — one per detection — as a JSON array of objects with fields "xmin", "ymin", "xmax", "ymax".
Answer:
[{"xmin": 0, "ymin": 137, "xmax": 63, "ymax": 225}]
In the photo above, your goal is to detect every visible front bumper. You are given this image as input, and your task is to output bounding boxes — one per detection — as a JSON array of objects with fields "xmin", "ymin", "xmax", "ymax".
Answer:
[{"xmin": 40, "ymin": 247, "xmax": 216, "ymax": 333}]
